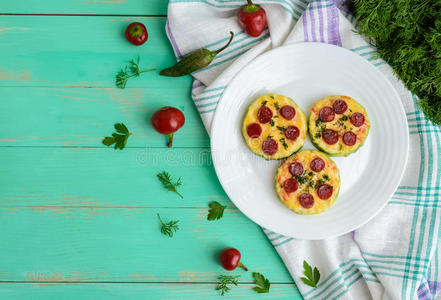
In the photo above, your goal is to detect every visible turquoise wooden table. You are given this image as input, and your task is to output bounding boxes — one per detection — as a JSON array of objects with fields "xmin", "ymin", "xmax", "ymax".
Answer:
[{"xmin": 0, "ymin": 1, "xmax": 303, "ymax": 299}]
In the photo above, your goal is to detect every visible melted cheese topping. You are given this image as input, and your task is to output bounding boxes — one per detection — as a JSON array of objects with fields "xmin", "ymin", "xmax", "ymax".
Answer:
[
  {"xmin": 308, "ymin": 95, "xmax": 370, "ymax": 156},
  {"xmin": 275, "ymin": 150, "xmax": 340, "ymax": 215},
  {"xmin": 242, "ymin": 94, "xmax": 307, "ymax": 160}
]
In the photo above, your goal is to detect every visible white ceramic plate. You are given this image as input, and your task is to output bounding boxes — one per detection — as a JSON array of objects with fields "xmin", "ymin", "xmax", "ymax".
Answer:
[{"xmin": 211, "ymin": 43, "xmax": 409, "ymax": 240}]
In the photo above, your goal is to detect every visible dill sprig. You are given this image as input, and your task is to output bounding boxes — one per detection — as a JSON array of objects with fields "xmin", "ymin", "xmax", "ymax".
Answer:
[
  {"xmin": 157, "ymin": 214, "xmax": 180, "ymax": 237},
  {"xmin": 157, "ymin": 171, "xmax": 183, "ymax": 198},
  {"xmin": 216, "ymin": 275, "xmax": 240, "ymax": 296},
  {"xmin": 353, "ymin": 0, "xmax": 441, "ymax": 125},
  {"xmin": 115, "ymin": 56, "xmax": 156, "ymax": 89}
]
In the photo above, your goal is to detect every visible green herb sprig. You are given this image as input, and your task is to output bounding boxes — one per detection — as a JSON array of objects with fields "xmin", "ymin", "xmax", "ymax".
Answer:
[
  {"xmin": 157, "ymin": 214, "xmax": 180, "ymax": 237},
  {"xmin": 353, "ymin": 0, "xmax": 441, "ymax": 125},
  {"xmin": 207, "ymin": 201, "xmax": 226, "ymax": 221},
  {"xmin": 116, "ymin": 56, "xmax": 156, "ymax": 89},
  {"xmin": 300, "ymin": 260, "xmax": 320, "ymax": 287},
  {"xmin": 102, "ymin": 123, "xmax": 131, "ymax": 150},
  {"xmin": 157, "ymin": 171, "xmax": 183, "ymax": 198},
  {"xmin": 252, "ymin": 272, "xmax": 270, "ymax": 293},
  {"xmin": 216, "ymin": 275, "xmax": 240, "ymax": 296}
]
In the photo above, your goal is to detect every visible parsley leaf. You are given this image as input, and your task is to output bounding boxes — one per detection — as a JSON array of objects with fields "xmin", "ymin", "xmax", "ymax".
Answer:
[
  {"xmin": 216, "ymin": 275, "xmax": 240, "ymax": 296},
  {"xmin": 300, "ymin": 260, "xmax": 320, "ymax": 287},
  {"xmin": 157, "ymin": 214, "xmax": 179, "ymax": 237},
  {"xmin": 274, "ymin": 102, "xmax": 280, "ymax": 110},
  {"xmin": 207, "ymin": 201, "xmax": 226, "ymax": 221},
  {"xmin": 270, "ymin": 119, "xmax": 275, "ymax": 126},
  {"xmin": 252, "ymin": 272, "xmax": 270, "ymax": 293},
  {"xmin": 157, "ymin": 171, "xmax": 183, "ymax": 198},
  {"xmin": 102, "ymin": 123, "xmax": 131, "ymax": 150}
]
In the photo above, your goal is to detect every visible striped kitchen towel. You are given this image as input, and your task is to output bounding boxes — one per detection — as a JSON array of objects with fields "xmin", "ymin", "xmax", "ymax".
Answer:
[{"xmin": 165, "ymin": 0, "xmax": 441, "ymax": 299}]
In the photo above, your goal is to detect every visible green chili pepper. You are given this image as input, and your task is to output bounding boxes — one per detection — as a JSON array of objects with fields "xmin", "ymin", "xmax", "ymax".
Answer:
[{"xmin": 160, "ymin": 31, "xmax": 234, "ymax": 77}]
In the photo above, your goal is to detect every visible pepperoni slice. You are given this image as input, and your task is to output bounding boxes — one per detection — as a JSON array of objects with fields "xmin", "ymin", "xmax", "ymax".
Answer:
[
  {"xmin": 317, "ymin": 184, "xmax": 333, "ymax": 200},
  {"xmin": 283, "ymin": 178, "xmax": 298, "ymax": 193},
  {"xmin": 299, "ymin": 193, "xmax": 314, "ymax": 209},
  {"xmin": 285, "ymin": 126, "xmax": 300, "ymax": 141},
  {"xmin": 289, "ymin": 162, "xmax": 304, "ymax": 177},
  {"xmin": 322, "ymin": 129, "xmax": 339, "ymax": 145},
  {"xmin": 262, "ymin": 138, "xmax": 278, "ymax": 155},
  {"xmin": 246, "ymin": 123, "xmax": 262, "ymax": 138},
  {"xmin": 310, "ymin": 158, "xmax": 325, "ymax": 172},
  {"xmin": 280, "ymin": 105, "xmax": 296, "ymax": 120},
  {"xmin": 350, "ymin": 112, "xmax": 365, "ymax": 127},
  {"xmin": 333, "ymin": 99, "xmax": 348, "ymax": 114},
  {"xmin": 257, "ymin": 106, "xmax": 273, "ymax": 124},
  {"xmin": 319, "ymin": 106, "xmax": 335, "ymax": 122},
  {"xmin": 343, "ymin": 131, "xmax": 357, "ymax": 146}
]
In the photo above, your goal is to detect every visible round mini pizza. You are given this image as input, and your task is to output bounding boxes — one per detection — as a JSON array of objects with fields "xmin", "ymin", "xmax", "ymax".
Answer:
[
  {"xmin": 242, "ymin": 94, "xmax": 307, "ymax": 160},
  {"xmin": 308, "ymin": 95, "xmax": 370, "ymax": 156},
  {"xmin": 275, "ymin": 150, "xmax": 340, "ymax": 215}
]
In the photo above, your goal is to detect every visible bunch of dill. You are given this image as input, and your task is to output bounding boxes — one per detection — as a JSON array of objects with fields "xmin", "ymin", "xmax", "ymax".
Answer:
[{"xmin": 352, "ymin": 0, "xmax": 441, "ymax": 125}]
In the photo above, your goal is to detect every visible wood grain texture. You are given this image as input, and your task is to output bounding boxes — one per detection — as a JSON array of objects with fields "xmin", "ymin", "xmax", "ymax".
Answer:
[
  {"xmin": 0, "ymin": 283, "xmax": 300, "ymax": 299},
  {"xmin": 0, "ymin": 16, "xmax": 183, "ymax": 87},
  {"xmin": 0, "ymin": 87, "xmax": 209, "ymax": 147},
  {"xmin": 1, "ymin": 148, "xmax": 224, "ymax": 207},
  {"xmin": 0, "ymin": 0, "xmax": 303, "ymax": 298},
  {"xmin": 0, "ymin": 0, "xmax": 167, "ymax": 15},
  {"xmin": 0, "ymin": 206, "xmax": 293, "ymax": 283}
]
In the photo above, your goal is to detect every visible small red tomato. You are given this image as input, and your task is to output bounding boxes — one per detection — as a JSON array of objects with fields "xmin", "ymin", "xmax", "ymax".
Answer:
[
  {"xmin": 219, "ymin": 247, "xmax": 248, "ymax": 271},
  {"xmin": 238, "ymin": 0, "xmax": 267, "ymax": 37},
  {"xmin": 125, "ymin": 22, "xmax": 148, "ymax": 46},
  {"xmin": 151, "ymin": 106, "xmax": 185, "ymax": 147}
]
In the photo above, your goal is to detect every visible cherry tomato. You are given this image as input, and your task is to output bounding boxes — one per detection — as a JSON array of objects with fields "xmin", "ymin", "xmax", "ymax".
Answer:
[
  {"xmin": 125, "ymin": 22, "xmax": 148, "ymax": 46},
  {"xmin": 151, "ymin": 107, "xmax": 185, "ymax": 147},
  {"xmin": 219, "ymin": 247, "xmax": 248, "ymax": 271},
  {"xmin": 238, "ymin": 0, "xmax": 267, "ymax": 37}
]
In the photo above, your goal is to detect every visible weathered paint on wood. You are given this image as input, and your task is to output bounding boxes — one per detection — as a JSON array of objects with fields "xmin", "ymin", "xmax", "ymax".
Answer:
[
  {"xmin": 0, "ymin": 283, "xmax": 300, "ymax": 299},
  {"xmin": 0, "ymin": 16, "xmax": 184, "ymax": 88},
  {"xmin": 1, "ymin": 0, "xmax": 168, "ymax": 15},
  {"xmin": 1, "ymin": 147, "xmax": 224, "ymax": 207},
  {"xmin": 0, "ymin": 206, "xmax": 293, "ymax": 283},
  {"xmin": 0, "ymin": 87, "xmax": 209, "ymax": 147},
  {"xmin": 0, "ymin": 0, "xmax": 303, "ymax": 298}
]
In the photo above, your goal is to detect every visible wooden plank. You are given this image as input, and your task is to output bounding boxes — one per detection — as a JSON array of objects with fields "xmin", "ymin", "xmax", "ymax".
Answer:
[
  {"xmin": 0, "ymin": 87, "xmax": 209, "ymax": 147},
  {"xmin": 0, "ymin": 283, "xmax": 301, "ymax": 299},
  {"xmin": 0, "ymin": 0, "xmax": 167, "ymax": 16},
  {"xmin": 0, "ymin": 16, "xmax": 184, "ymax": 88},
  {"xmin": 0, "ymin": 206, "xmax": 294, "ymax": 283},
  {"xmin": 0, "ymin": 148, "xmax": 226, "ymax": 207}
]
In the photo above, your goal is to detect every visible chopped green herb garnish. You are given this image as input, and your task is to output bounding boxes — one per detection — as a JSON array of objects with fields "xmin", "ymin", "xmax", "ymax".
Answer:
[
  {"xmin": 216, "ymin": 275, "xmax": 240, "ymax": 296},
  {"xmin": 274, "ymin": 102, "xmax": 280, "ymax": 110},
  {"xmin": 315, "ymin": 119, "xmax": 322, "ymax": 127},
  {"xmin": 270, "ymin": 95, "xmax": 274, "ymax": 99},
  {"xmin": 157, "ymin": 171, "xmax": 183, "ymax": 198},
  {"xmin": 102, "ymin": 123, "xmax": 131, "ymax": 150},
  {"xmin": 308, "ymin": 171, "xmax": 314, "ymax": 177},
  {"xmin": 207, "ymin": 201, "xmax": 226, "ymax": 221},
  {"xmin": 276, "ymin": 126, "xmax": 285, "ymax": 132},
  {"xmin": 340, "ymin": 115, "xmax": 349, "ymax": 121},
  {"xmin": 157, "ymin": 214, "xmax": 180, "ymax": 237},
  {"xmin": 314, "ymin": 133, "xmax": 321, "ymax": 139},
  {"xmin": 270, "ymin": 119, "xmax": 275, "ymax": 126},
  {"xmin": 116, "ymin": 56, "xmax": 156, "ymax": 89},
  {"xmin": 323, "ymin": 174, "xmax": 330, "ymax": 181},
  {"xmin": 301, "ymin": 260, "xmax": 320, "ymax": 288},
  {"xmin": 296, "ymin": 175, "xmax": 308, "ymax": 185},
  {"xmin": 317, "ymin": 179, "xmax": 325, "ymax": 186},
  {"xmin": 279, "ymin": 138, "xmax": 288, "ymax": 149},
  {"xmin": 252, "ymin": 272, "xmax": 270, "ymax": 294},
  {"xmin": 261, "ymin": 100, "xmax": 268, "ymax": 106}
]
